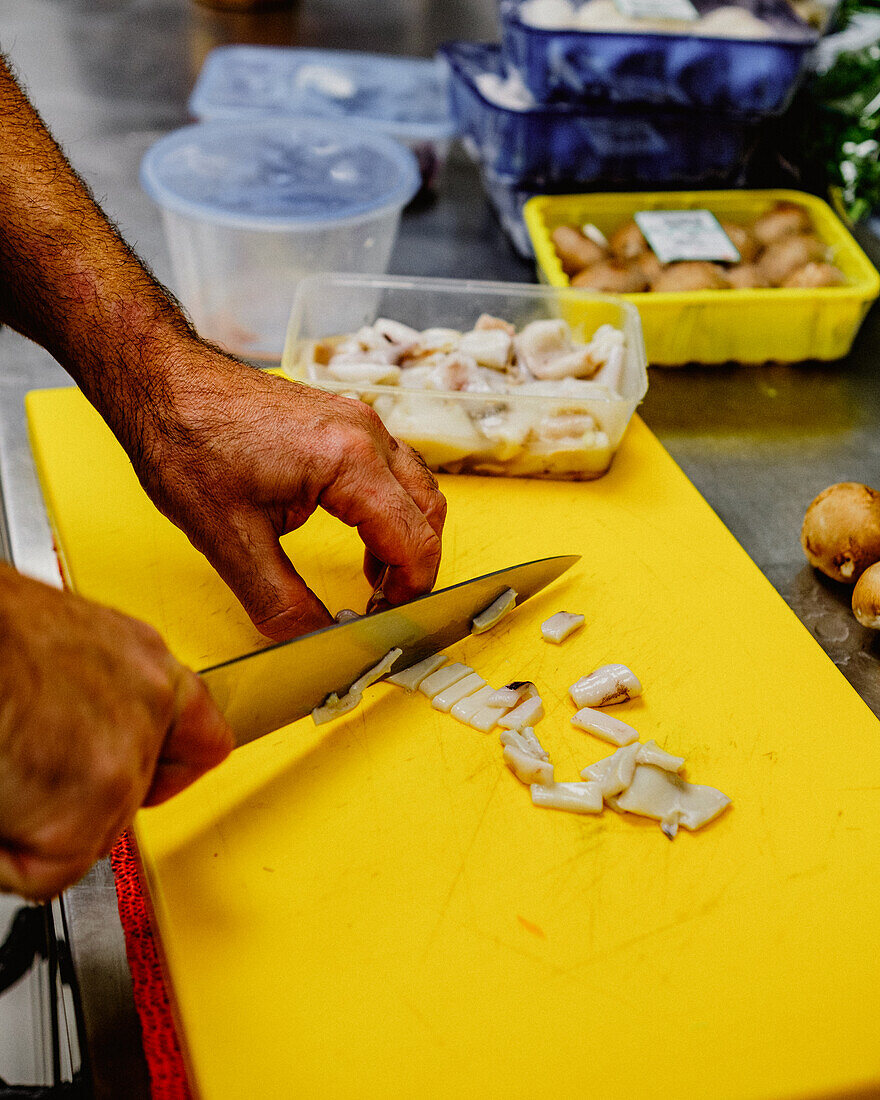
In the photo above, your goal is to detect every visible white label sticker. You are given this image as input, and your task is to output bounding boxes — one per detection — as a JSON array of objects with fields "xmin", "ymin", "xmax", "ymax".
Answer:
[
  {"xmin": 613, "ymin": 0, "xmax": 699, "ymax": 20},
  {"xmin": 634, "ymin": 209, "xmax": 740, "ymax": 263}
]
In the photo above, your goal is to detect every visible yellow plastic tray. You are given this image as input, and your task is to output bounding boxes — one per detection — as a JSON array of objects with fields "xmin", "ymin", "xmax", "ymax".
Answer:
[{"xmin": 524, "ymin": 188, "xmax": 880, "ymax": 366}]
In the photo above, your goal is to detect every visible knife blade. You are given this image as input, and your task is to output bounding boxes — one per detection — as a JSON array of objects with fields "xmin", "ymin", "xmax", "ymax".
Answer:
[{"xmin": 199, "ymin": 554, "xmax": 579, "ymax": 747}]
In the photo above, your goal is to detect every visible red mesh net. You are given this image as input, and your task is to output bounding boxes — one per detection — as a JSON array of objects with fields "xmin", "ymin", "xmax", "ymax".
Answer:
[{"xmin": 110, "ymin": 833, "xmax": 191, "ymax": 1099}]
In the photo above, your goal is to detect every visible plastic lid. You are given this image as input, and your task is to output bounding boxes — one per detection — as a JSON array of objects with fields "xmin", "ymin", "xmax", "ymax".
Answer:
[
  {"xmin": 188, "ymin": 46, "xmax": 458, "ymax": 142},
  {"xmin": 140, "ymin": 118, "xmax": 422, "ymax": 229}
]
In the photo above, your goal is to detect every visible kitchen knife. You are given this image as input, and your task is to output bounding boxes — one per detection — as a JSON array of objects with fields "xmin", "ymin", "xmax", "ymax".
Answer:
[{"xmin": 199, "ymin": 554, "xmax": 579, "ymax": 747}]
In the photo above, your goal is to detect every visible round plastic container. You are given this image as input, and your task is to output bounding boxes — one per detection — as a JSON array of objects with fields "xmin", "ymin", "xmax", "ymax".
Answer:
[{"xmin": 140, "ymin": 118, "xmax": 421, "ymax": 361}]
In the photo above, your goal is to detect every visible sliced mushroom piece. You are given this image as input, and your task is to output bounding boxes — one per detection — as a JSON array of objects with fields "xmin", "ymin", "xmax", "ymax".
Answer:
[
  {"xmin": 418, "ymin": 662, "xmax": 473, "ymax": 699},
  {"xmin": 636, "ymin": 740, "xmax": 685, "ymax": 772},
  {"xmin": 469, "ymin": 700, "xmax": 515, "ymax": 732},
  {"xmin": 530, "ymin": 781, "xmax": 603, "ymax": 814},
  {"xmin": 387, "ymin": 653, "xmax": 448, "ymax": 692},
  {"xmin": 504, "ymin": 747, "xmax": 555, "ymax": 786},
  {"xmin": 311, "ymin": 648, "xmax": 402, "ymax": 725},
  {"xmin": 571, "ymin": 706, "xmax": 639, "ymax": 746},
  {"xmin": 488, "ymin": 681, "xmax": 537, "ymax": 708},
  {"xmin": 497, "ymin": 688, "xmax": 544, "ymax": 731},
  {"xmin": 474, "ymin": 313, "xmax": 516, "ymax": 336},
  {"xmin": 569, "ymin": 664, "xmax": 642, "ymax": 707},
  {"xmin": 541, "ymin": 611, "xmax": 585, "ymax": 643},
  {"xmin": 450, "ymin": 683, "xmax": 497, "ymax": 724},
  {"xmin": 580, "ymin": 742, "xmax": 641, "ymax": 797},
  {"xmin": 349, "ymin": 648, "xmax": 403, "ymax": 695},
  {"xmin": 458, "ymin": 328, "xmax": 513, "ymax": 370},
  {"xmin": 471, "ymin": 588, "xmax": 517, "ymax": 634},
  {"xmin": 608, "ymin": 764, "xmax": 730, "ymax": 838},
  {"xmin": 432, "ymin": 672, "xmax": 487, "ymax": 713},
  {"xmin": 311, "ymin": 690, "xmax": 363, "ymax": 726},
  {"xmin": 499, "ymin": 725, "xmax": 550, "ymax": 762}
]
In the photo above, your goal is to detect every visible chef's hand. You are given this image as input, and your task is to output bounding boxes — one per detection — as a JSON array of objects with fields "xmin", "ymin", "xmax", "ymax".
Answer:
[
  {"xmin": 0, "ymin": 564, "xmax": 234, "ymax": 901},
  {"xmin": 125, "ymin": 345, "xmax": 447, "ymax": 642}
]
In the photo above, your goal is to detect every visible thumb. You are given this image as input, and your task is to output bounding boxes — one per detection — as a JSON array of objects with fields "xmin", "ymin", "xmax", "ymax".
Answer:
[{"xmin": 144, "ymin": 660, "xmax": 234, "ymax": 806}]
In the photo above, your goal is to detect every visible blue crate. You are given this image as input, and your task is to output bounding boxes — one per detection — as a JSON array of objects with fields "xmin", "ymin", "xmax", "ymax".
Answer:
[
  {"xmin": 440, "ymin": 41, "xmax": 759, "ymax": 187},
  {"xmin": 499, "ymin": 0, "xmax": 817, "ymax": 114}
]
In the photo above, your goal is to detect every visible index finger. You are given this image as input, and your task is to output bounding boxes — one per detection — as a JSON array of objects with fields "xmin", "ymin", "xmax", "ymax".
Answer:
[{"xmin": 322, "ymin": 456, "xmax": 443, "ymax": 606}]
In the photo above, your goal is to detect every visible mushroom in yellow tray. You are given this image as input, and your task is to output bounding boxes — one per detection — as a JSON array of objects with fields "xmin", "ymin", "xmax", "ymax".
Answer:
[
  {"xmin": 758, "ymin": 233, "xmax": 826, "ymax": 285},
  {"xmin": 781, "ymin": 261, "xmax": 846, "ymax": 289},
  {"xmin": 651, "ymin": 261, "xmax": 730, "ymax": 292},
  {"xmin": 719, "ymin": 221, "xmax": 760, "ymax": 264},
  {"xmin": 801, "ymin": 482, "xmax": 880, "ymax": 583},
  {"xmin": 752, "ymin": 200, "xmax": 813, "ymax": 247},
  {"xmin": 570, "ymin": 258, "xmax": 649, "ymax": 293},
  {"xmin": 852, "ymin": 562, "xmax": 880, "ymax": 628},
  {"xmin": 726, "ymin": 263, "xmax": 771, "ymax": 289},
  {"xmin": 608, "ymin": 219, "xmax": 649, "ymax": 260},
  {"xmin": 550, "ymin": 224, "xmax": 607, "ymax": 275}
]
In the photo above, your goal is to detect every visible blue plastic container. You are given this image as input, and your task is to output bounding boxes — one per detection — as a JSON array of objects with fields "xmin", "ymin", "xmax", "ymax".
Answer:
[
  {"xmin": 440, "ymin": 42, "xmax": 758, "ymax": 188},
  {"xmin": 188, "ymin": 46, "xmax": 458, "ymax": 189},
  {"xmin": 500, "ymin": 0, "xmax": 817, "ymax": 114}
]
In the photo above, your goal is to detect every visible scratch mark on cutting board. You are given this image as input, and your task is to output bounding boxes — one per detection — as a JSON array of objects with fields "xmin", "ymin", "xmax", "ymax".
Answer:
[{"xmin": 420, "ymin": 767, "xmax": 505, "ymax": 962}]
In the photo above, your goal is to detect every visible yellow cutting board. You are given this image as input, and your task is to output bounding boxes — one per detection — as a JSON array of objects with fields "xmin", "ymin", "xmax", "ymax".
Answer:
[{"xmin": 26, "ymin": 385, "xmax": 880, "ymax": 1100}]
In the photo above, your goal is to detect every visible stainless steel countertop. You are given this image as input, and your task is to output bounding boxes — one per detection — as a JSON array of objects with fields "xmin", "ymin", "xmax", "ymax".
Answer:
[{"xmin": 2, "ymin": 1, "xmax": 880, "ymax": 1095}]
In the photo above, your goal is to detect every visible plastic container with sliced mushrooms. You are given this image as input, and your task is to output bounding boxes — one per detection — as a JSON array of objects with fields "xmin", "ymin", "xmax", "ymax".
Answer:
[
  {"xmin": 283, "ymin": 273, "xmax": 648, "ymax": 480},
  {"xmin": 525, "ymin": 188, "xmax": 880, "ymax": 364}
]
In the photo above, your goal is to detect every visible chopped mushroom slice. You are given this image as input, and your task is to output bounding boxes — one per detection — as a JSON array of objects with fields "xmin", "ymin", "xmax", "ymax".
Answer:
[
  {"xmin": 349, "ymin": 649, "xmax": 402, "ymax": 696},
  {"xmin": 334, "ymin": 608, "xmax": 361, "ymax": 623},
  {"xmin": 487, "ymin": 685, "xmax": 522, "ymax": 708},
  {"xmin": 419, "ymin": 662, "xmax": 473, "ymax": 698},
  {"xmin": 432, "ymin": 672, "xmax": 487, "ymax": 713},
  {"xmin": 469, "ymin": 701, "xmax": 513, "ymax": 733},
  {"xmin": 571, "ymin": 706, "xmax": 639, "ymax": 746},
  {"xmin": 311, "ymin": 690, "xmax": 363, "ymax": 726},
  {"xmin": 636, "ymin": 740, "xmax": 685, "ymax": 773},
  {"xmin": 311, "ymin": 648, "xmax": 402, "ymax": 726},
  {"xmin": 450, "ymin": 683, "xmax": 497, "ymax": 723},
  {"xmin": 541, "ymin": 611, "xmax": 585, "ymax": 643},
  {"xmin": 608, "ymin": 764, "xmax": 731, "ymax": 838},
  {"xmin": 497, "ymin": 691, "xmax": 544, "ymax": 731},
  {"xmin": 580, "ymin": 742, "xmax": 641, "ymax": 797},
  {"xmin": 530, "ymin": 782, "xmax": 603, "ymax": 814},
  {"xmin": 569, "ymin": 664, "xmax": 642, "ymax": 707},
  {"xmin": 386, "ymin": 653, "xmax": 448, "ymax": 692},
  {"xmin": 471, "ymin": 588, "xmax": 518, "ymax": 634},
  {"xmin": 499, "ymin": 725, "xmax": 550, "ymax": 762},
  {"xmin": 504, "ymin": 746, "xmax": 554, "ymax": 786}
]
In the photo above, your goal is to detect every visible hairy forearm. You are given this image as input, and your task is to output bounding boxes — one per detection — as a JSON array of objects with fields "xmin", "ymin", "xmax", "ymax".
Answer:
[{"xmin": 0, "ymin": 54, "xmax": 201, "ymax": 446}]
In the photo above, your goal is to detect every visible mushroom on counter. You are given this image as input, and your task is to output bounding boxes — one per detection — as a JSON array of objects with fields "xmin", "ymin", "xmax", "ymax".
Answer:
[
  {"xmin": 853, "ymin": 561, "xmax": 880, "ymax": 628},
  {"xmin": 801, "ymin": 482, "xmax": 880, "ymax": 583}
]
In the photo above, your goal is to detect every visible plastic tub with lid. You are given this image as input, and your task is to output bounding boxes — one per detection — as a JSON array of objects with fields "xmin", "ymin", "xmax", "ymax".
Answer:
[
  {"xmin": 188, "ymin": 46, "xmax": 458, "ymax": 190},
  {"xmin": 140, "ymin": 117, "xmax": 420, "ymax": 362}
]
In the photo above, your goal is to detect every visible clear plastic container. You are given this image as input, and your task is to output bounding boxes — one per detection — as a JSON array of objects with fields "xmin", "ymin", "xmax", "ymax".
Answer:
[
  {"xmin": 440, "ymin": 41, "xmax": 758, "ymax": 187},
  {"xmin": 500, "ymin": 0, "xmax": 817, "ymax": 114},
  {"xmin": 188, "ymin": 46, "xmax": 458, "ymax": 190},
  {"xmin": 524, "ymin": 188, "xmax": 880, "ymax": 364},
  {"xmin": 140, "ymin": 118, "xmax": 420, "ymax": 362},
  {"xmin": 282, "ymin": 274, "xmax": 648, "ymax": 480}
]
